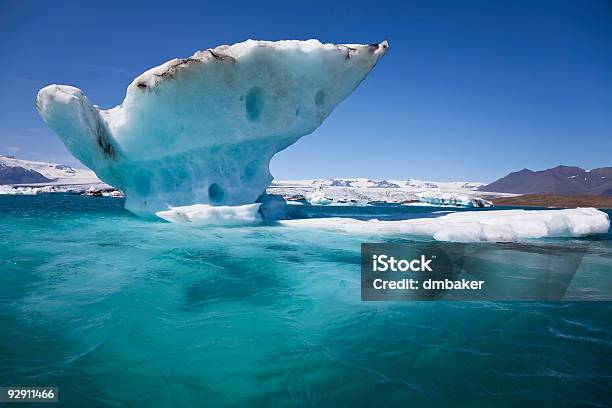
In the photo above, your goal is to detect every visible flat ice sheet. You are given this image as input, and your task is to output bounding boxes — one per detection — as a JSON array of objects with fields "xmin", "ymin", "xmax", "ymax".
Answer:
[{"xmin": 280, "ymin": 208, "xmax": 610, "ymax": 242}]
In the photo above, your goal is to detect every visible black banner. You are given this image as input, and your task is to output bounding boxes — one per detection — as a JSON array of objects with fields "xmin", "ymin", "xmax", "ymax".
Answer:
[{"xmin": 361, "ymin": 242, "xmax": 608, "ymax": 301}]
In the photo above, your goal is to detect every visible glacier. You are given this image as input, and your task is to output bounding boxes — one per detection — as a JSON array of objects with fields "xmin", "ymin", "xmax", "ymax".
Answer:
[{"xmin": 36, "ymin": 39, "xmax": 388, "ymax": 217}]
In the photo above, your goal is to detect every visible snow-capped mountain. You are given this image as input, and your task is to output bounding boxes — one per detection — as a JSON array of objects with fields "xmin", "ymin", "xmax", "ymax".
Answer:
[
  {"xmin": 404, "ymin": 179, "xmax": 485, "ymax": 191},
  {"xmin": 0, "ymin": 155, "xmax": 101, "ymax": 185},
  {"xmin": 268, "ymin": 178, "xmax": 502, "ymax": 204},
  {"xmin": 273, "ymin": 178, "xmax": 486, "ymax": 191}
]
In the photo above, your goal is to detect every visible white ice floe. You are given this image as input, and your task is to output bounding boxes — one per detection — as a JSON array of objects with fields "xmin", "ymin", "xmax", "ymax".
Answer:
[
  {"xmin": 0, "ymin": 185, "xmax": 39, "ymax": 195},
  {"xmin": 36, "ymin": 39, "xmax": 388, "ymax": 217},
  {"xmin": 0, "ymin": 184, "xmax": 101, "ymax": 195},
  {"xmin": 102, "ymin": 190, "xmax": 124, "ymax": 197},
  {"xmin": 280, "ymin": 208, "xmax": 610, "ymax": 242},
  {"xmin": 156, "ymin": 203, "xmax": 262, "ymax": 225}
]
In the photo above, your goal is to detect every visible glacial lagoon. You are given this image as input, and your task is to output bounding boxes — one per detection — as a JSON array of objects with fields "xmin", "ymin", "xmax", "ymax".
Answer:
[{"xmin": 1, "ymin": 194, "xmax": 610, "ymax": 407}]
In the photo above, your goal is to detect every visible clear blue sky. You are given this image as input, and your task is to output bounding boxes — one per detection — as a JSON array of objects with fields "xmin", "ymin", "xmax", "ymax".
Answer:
[{"xmin": 0, "ymin": 0, "xmax": 610, "ymax": 182}]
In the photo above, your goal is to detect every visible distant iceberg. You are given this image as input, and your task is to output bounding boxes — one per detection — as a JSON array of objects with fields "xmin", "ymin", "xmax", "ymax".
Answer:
[
  {"xmin": 36, "ymin": 39, "xmax": 388, "ymax": 217},
  {"xmin": 0, "ymin": 185, "xmax": 40, "ymax": 195},
  {"xmin": 306, "ymin": 190, "xmax": 333, "ymax": 205},
  {"xmin": 414, "ymin": 191, "xmax": 493, "ymax": 208}
]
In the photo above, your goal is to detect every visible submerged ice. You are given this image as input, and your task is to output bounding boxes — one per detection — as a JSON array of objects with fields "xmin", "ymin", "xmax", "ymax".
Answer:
[{"xmin": 36, "ymin": 40, "xmax": 388, "ymax": 217}]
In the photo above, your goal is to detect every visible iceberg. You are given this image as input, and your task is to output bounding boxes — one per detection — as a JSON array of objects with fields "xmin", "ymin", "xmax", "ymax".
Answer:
[
  {"xmin": 36, "ymin": 39, "xmax": 388, "ymax": 217},
  {"xmin": 280, "ymin": 208, "xmax": 610, "ymax": 242},
  {"xmin": 306, "ymin": 190, "xmax": 333, "ymax": 205},
  {"xmin": 415, "ymin": 191, "xmax": 493, "ymax": 208}
]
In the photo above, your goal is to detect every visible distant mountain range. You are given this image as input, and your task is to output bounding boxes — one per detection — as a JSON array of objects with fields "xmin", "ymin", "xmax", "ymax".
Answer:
[
  {"xmin": 480, "ymin": 165, "xmax": 612, "ymax": 196},
  {"xmin": 272, "ymin": 178, "xmax": 485, "ymax": 191},
  {"xmin": 268, "ymin": 178, "xmax": 495, "ymax": 204},
  {"xmin": 0, "ymin": 164, "xmax": 53, "ymax": 184},
  {"xmin": 0, "ymin": 155, "xmax": 100, "ymax": 186}
]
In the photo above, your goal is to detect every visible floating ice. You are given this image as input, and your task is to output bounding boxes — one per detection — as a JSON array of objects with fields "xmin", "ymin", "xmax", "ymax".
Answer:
[
  {"xmin": 36, "ymin": 39, "xmax": 388, "ymax": 217},
  {"xmin": 415, "ymin": 191, "xmax": 493, "ymax": 208},
  {"xmin": 306, "ymin": 190, "xmax": 333, "ymax": 205},
  {"xmin": 281, "ymin": 208, "xmax": 610, "ymax": 242},
  {"xmin": 0, "ymin": 185, "xmax": 39, "ymax": 195},
  {"xmin": 156, "ymin": 203, "xmax": 262, "ymax": 225}
]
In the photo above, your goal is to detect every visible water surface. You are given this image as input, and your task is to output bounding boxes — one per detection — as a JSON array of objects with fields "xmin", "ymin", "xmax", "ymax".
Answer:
[{"xmin": 1, "ymin": 195, "xmax": 610, "ymax": 407}]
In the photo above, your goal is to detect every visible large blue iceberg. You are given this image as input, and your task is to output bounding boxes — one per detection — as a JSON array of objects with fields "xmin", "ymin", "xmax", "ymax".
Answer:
[{"xmin": 36, "ymin": 39, "xmax": 388, "ymax": 218}]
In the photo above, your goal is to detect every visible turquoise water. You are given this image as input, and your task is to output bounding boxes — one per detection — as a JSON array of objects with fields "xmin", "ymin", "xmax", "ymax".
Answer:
[{"xmin": 1, "ymin": 195, "xmax": 611, "ymax": 407}]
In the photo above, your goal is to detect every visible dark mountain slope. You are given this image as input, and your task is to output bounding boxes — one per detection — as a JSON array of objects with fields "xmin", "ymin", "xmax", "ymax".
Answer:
[
  {"xmin": 0, "ymin": 163, "xmax": 53, "ymax": 184},
  {"xmin": 480, "ymin": 165, "xmax": 612, "ymax": 195}
]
